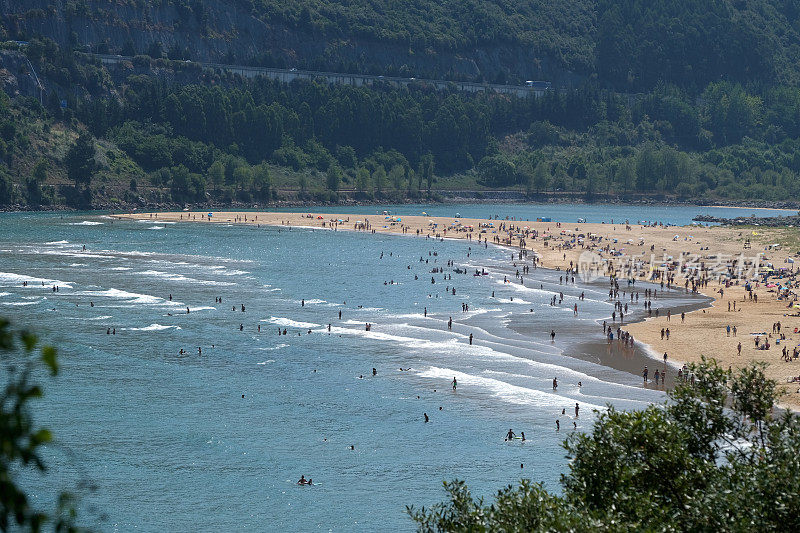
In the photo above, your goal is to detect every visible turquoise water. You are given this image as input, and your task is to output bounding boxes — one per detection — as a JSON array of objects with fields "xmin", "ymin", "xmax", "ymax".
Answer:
[{"xmin": 1, "ymin": 211, "xmax": 709, "ymax": 531}]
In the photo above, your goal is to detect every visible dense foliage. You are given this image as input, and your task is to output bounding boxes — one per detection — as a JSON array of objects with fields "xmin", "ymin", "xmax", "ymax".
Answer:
[
  {"xmin": 5, "ymin": 1, "xmax": 799, "ymax": 90},
  {"xmin": 0, "ymin": 318, "xmax": 82, "ymax": 532},
  {"xmin": 4, "ymin": 21, "xmax": 800, "ymax": 208},
  {"xmin": 409, "ymin": 359, "xmax": 800, "ymax": 531}
]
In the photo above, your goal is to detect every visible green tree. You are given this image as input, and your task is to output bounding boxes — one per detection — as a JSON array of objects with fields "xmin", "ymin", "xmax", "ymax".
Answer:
[
  {"xmin": 326, "ymin": 164, "xmax": 342, "ymax": 192},
  {"xmin": 355, "ymin": 167, "xmax": 371, "ymax": 194},
  {"xmin": 64, "ymin": 133, "xmax": 96, "ymax": 189},
  {"xmin": 372, "ymin": 165, "xmax": 386, "ymax": 196},
  {"xmin": 420, "ymin": 153, "xmax": 435, "ymax": 193},
  {"xmin": 0, "ymin": 171, "xmax": 13, "ymax": 205},
  {"xmin": 477, "ymin": 155, "xmax": 516, "ymax": 187},
  {"xmin": 26, "ymin": 159, "xmax": 48, "ymax": 206},
  {"xmin": 207, "ymin": 160, "xmax": 225, "ymax": 192},
  {"xmin": 388, "ymin": 164, "xmax": 405, "ymax": 191},
  {"xmin": 616, "ymin": 157, "xmax": 635, "ymax": 194},
  {"xmin": 531, "ymin": 161, "xmax": 550, "ymax": 193},
  {"xmin": 1, "ymin": 317, "xmax": 82, "ymax": 531},
  {"xmin": 251, "ymin": 163, "xmax": 272, "ymax": 200},
  {"xmin": 410, "ymin": 359, "xmax": 800, "ymax": 531}
]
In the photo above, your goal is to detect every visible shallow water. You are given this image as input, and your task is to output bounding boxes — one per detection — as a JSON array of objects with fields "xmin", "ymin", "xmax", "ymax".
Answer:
[{"xmin": 1, "ymin": 212, "xmax": 707, "ymax": 531}]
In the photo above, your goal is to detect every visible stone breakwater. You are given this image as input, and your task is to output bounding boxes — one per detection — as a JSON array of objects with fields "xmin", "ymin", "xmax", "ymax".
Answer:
[{"xmin": 693, "ymin": 214, "xmax": 800, "ymax": 227}]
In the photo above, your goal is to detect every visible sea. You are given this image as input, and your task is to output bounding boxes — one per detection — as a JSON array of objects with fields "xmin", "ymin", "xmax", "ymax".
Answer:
[{"xmin": 0, "ymin": 203, "xmax": 789, "ymax": 531}]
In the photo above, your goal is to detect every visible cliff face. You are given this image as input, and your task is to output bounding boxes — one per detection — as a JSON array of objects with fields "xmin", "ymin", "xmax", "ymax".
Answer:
[{"xmin": 0, "ymin": 0, "xmax": 584, "ymax": 84}]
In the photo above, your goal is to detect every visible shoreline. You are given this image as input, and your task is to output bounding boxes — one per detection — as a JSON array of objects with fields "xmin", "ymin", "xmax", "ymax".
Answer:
[
  {"xmin": 4, "ymin": 196, "xmax": 800, "ymax": 214},
  {"xmin": 111, "ymin": 210, "xmax": 800, "ymax": 410}
]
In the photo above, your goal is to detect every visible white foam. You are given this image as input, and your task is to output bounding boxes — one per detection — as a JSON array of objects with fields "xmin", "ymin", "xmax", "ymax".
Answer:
[
  {"xmin": 74, "ymin": 288, "xmax": 163, "ymax": 305},
  {"xmin": 497, "ymin": 298, "xmax": 532, "ymax": 304},
  {"xmin": 0, "ymin": 292, "xmax": 10, "ymax": 297},
  {"xmin": 148, "ymin": 226, "xmax": 165, "ymax": 230},
  {"xmin": 418, "ymin": 366, "xmax": 605, "ymax": 411},
  {"xmin": 0, "ymin": 300, "xmax": 40, "ymax": 306},
  {"xmin": 109, "ymin": 267, "xmax": 131, "ymax": 271},
  {"xmin": 137, "ymin": 270, "xmax": 234, "ymax": 286},
  {"xmin": 44, "ymin": 240, "xmax": 70, "ymax": 245},
  {"xmin": 266, "ymin": 317, "xmax": 321, "ymax": 329},
  {"xmin": 188, "ymin": 306, "xmax": 215, "ymax": 312},
  {"xmin": 125, "ymin": 324, "xmax": 181, "ymax": 331},
  {"xmin": 68, "ymin": 221, "xmax": 104, "ymax": 226},
  {"xmin": 37, "ymin": 250, "xmax": 107, "ymax": 259},
  {"xmin": 257, "ymin": 344, "xmax": 289, "ymax": 352},
  {"xmin": 257, "ymin": 360, "xmax": 276, "ymax": 365},
  {"xmin": 302, "ymin": 299, "xmax": 326, "ymax": 305},
  {"xmin": 0, "ymin": 272, "xmax": 73, "ymax": 288}
]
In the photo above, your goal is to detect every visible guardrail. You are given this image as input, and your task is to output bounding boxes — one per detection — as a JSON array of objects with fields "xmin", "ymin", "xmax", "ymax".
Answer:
[{"xmin": 93, "ymin": 54, "xmax": 550, "ymax": 98}]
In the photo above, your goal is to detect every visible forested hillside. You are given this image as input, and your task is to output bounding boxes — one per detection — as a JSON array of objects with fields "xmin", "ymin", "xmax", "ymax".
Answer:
[
  {"xmin": 2, "ymin": 2, "xmax": 800, "ymax": 209},
  {"xmin": 2, "ymin": 1, "xmax": 799, "ymax": 90}
]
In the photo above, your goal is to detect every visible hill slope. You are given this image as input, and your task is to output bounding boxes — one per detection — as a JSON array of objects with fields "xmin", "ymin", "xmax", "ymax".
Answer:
[{"xmin": 2, "ymin": 1, "xmax": 799, "ymax": 90}]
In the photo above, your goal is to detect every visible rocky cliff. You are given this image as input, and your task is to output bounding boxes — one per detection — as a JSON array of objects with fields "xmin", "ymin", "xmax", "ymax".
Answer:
[{"xmin": 0, "ymin": 0, "xmax": 585, "ymax": 84}]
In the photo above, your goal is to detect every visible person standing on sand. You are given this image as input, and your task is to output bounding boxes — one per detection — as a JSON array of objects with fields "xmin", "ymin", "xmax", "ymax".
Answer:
[
  {"xmin": 469, "ymin": 333, "xmax": 473, "ymax": 345},
  {"xmin": 738, "ymin": 342, "xmax": 742, "ymax": 356}
]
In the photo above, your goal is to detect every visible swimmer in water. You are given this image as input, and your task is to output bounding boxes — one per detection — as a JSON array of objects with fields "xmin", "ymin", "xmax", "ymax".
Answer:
[{"xmin": 506, "ymin": 428, "xmax": 516, "ymax": 441}]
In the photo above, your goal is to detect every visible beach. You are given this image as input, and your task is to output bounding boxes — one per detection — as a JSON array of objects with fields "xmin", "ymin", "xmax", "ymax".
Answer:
[{"xmin": 116, "ymin": 210, "xmax": 800, "ymax": 409}]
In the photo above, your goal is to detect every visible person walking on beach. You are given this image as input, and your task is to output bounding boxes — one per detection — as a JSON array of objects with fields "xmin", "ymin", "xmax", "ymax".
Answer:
[
  {"xmin": 469, "ymin": 333, "xmax": 473, "ymax": 345},
  {"xmin": 643, "ymin": 366, "xmax": 649, "ymax": 383},
  {"xmin": 550, "ymin": 329, "xmax": 556, "ymax": 342},
  {"xmin": 574, "ymin": 403, "xmax": 579, "ymax": 418},
  {"xmin": 737, "ymin": 342, "xmax": 742, "ymax": 356},
  {"xmin": 553, "ymin": 377, "xmax": 558, "ymax": 390}
]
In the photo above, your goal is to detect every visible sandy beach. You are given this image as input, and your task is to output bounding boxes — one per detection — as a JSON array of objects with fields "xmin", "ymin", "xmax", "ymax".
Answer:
[{"xmin": 115, "ymin": 210, "xmax": 800, "ymax": 409}]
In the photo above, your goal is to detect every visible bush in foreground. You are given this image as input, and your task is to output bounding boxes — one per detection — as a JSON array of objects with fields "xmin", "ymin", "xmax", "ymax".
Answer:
[{"xmin": 409, "ymin": 357, "xmax": 800, "ymax": 531}]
